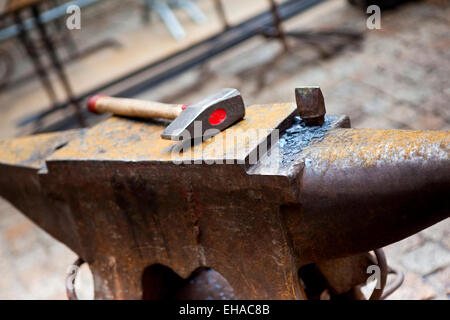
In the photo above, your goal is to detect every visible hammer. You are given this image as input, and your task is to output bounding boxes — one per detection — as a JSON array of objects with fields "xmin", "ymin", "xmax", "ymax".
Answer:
[{"xmin": 87, "ymin": 88, "xmax": 245, "ymax": 140}]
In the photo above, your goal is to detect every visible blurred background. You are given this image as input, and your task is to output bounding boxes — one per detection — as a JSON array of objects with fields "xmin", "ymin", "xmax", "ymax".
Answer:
[{"xmin": 0, "ymin": 0, "xmax": 448, "ymax": 299}]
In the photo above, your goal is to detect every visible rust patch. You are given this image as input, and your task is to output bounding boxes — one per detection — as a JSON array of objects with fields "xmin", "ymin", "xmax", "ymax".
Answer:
[{"xmin": 47, "ymin": 103, "xmax": 297, "ymax": 164}]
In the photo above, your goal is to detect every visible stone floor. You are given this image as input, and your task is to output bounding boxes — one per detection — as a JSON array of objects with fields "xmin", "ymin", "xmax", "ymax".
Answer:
[{"xmin": 0, "ymin": 0, "xmax": 448, "ymax": 299}]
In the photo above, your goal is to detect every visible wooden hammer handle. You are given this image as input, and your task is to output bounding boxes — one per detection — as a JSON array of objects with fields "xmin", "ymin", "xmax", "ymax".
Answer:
[{"xmin": 87, "ymin": 95, "xmax": 185, "ymax": 120}]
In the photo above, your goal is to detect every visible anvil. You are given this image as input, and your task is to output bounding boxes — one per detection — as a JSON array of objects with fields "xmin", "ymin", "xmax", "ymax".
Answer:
[{"xmin": 0, "ymin": 102, "xmax": 448, "ymax": 299}]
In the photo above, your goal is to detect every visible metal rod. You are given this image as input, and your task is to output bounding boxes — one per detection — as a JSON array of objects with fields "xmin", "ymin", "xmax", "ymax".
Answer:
[
  {"xmin": 13, "ymin": 9, "xmax": 58, "ymax": 104},
  {"xmin": 214, "ymin": 0, "xmax": 229, "ymax": 30},
  {"xmin": 30, "ymin": 4, "xmax": 86, "ymax": 127},
  {"xmin": 268, "ymin": 0, "xmax": 289, "ymax": 52}
]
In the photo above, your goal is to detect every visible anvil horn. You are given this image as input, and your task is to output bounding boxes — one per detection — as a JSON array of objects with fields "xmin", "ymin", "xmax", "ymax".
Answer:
[{"xmin": 283, "ymin": 128, "xmax": 450, "ymax": 265}]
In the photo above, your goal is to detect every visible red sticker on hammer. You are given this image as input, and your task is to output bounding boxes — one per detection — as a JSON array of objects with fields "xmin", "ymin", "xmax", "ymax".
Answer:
[{"xmin": 209, "ymin": 109, "xmax": 227, "ymax": 125}]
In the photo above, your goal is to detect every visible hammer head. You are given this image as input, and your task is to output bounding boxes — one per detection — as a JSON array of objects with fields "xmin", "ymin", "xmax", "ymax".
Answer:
[{"xmin": 161, "ymin": 88, "xmax": 245, "ymax": 140}]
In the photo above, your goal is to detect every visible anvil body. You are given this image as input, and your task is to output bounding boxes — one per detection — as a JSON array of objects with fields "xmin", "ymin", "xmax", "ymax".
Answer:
[{"xmin": 0, "ymin": 103, "xmax": 448, "ymax": 299}]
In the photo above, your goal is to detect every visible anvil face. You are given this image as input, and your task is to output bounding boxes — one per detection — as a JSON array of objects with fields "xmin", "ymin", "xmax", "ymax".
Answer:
[{"xmin": 48, "ymin": 103, "xmax": 297, "ymax": 165}]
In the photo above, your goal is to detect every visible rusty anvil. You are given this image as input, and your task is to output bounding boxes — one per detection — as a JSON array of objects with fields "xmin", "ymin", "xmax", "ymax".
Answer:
[{"xmin": 0, "ymin": 88, "xmax": 448, "ymax": 300}]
